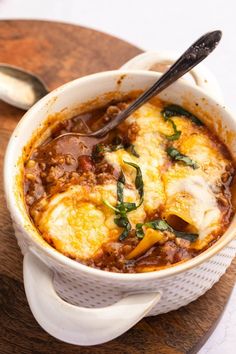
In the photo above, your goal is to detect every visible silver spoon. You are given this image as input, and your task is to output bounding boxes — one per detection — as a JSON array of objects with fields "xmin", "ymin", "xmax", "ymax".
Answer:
[
  {"xmin": 0, "ymin": 64, "xmax": 48, "ymax": 110},
  {"xmin": 52, "ymin": 30, "xmax": 222, "ymax": 140}
]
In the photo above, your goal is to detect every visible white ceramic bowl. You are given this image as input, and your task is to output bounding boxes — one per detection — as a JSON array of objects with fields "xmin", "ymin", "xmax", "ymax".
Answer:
[{"xmin": 4, "ymin": 52, "xmax": 236, "ymax": 346}]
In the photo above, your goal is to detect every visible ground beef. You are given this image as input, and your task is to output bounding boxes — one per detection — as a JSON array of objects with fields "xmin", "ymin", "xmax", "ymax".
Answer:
[
  {"xmin": 127, "ymin": 122, "xmax": 140, "ymax": 142},
  {"xmin": 23, "ymin": 98, "xmax": 235, "ymax": 273}
]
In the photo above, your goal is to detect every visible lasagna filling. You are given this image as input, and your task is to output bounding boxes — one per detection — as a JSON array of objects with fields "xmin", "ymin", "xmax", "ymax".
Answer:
[{"xmin": 23, "ymin": 97, "xmax": 235, "ymax": 273}]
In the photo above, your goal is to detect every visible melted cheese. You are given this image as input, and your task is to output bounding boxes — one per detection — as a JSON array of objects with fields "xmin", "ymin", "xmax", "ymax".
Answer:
[
  {"xmin": 36, "ymin": 183, "xmax": 146, "ymax": 260},
  {"xmin": 180, "ymin": 133, "xmax": 228, "ymax": 188},
  {"xmin": 164, "ymin": 173, "xmax": 221, "ymax": 240},
  {"xmin": 105, "ymin": 103, "xmax": 166, "ymax": 213},
  {"xmin": 34, "ymin": 101, "xmax": 233, "ymax": 260}
]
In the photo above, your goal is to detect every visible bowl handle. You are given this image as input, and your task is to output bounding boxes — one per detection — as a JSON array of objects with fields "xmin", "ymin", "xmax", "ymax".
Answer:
[
  {"xmin": 23, "ymin": 251, "xmax": 161, "ymax": 346},
  {"xmin": 121, "ymin": 51, "xmax": 224, "ymax": 103}
]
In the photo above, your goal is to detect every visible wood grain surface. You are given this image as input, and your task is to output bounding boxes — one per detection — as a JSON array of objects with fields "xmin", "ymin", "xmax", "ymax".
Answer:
[{"xmin": 0, "ymin": 20, "xmax": 235, "ymax": 354}]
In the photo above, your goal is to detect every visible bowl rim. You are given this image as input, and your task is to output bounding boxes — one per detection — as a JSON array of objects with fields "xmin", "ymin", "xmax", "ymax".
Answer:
[{"xmin": 4, "ymin": 69, "xmax": 236, "ymax": 281}]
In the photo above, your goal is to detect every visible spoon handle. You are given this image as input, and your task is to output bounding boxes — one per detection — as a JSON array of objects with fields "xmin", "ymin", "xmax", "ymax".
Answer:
[{"xmin": 93, "ymin": 30, "xmax": 222, "ymax": 137}]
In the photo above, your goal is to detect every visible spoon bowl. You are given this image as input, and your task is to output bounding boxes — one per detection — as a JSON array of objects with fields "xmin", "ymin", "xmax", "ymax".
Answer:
[{"xmin": 0, "ymin": 64, "xmax": 48, "ymax": 110}]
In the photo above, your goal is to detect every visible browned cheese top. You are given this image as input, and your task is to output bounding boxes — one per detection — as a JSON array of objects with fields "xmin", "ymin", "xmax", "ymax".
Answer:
[{"xmin": 23, "ymin": 97, "xmax": 235, "ymax": 273}]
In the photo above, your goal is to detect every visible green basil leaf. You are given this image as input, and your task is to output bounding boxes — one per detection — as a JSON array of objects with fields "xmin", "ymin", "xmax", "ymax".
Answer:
[
  {"xmin": 117, "ymin": 171, "xmax": 125, "ymax": 203},
  {"xmin": 92, "ymin": 143, "xmax": 104, "ymax": 160},
  {"xmin": 136, "ymin": 223, "xmax": 145, "ymax": 239},
  {"xmin": 106, "ymin": 161, "xmax": 144, "ymax": 242},
  {"xmin": 92, "ymin": 143, "xmax": 113, "ymax": 160},
  {"xmin": 115, "ymin": 214, "xmax": 132, "ymax": 241},
  {"xmin": 103, "ymin": 199, "xmax": 120, "ymax": 213},
  {"xmin": 178, "ymin": 156, "xmax": 199, "ymax": 169},
  {"xmin": 111, "ymin": 144, "xmax": 124, "ymax": 152},
  {"xmin": 119, "ymin": 220, "xmax": 132, "ymax": 241},
  {"xmin": 162, "ymin": 106, "xmax": 182, "ymax": 141},
  {"xmin": 136, "ymin": 218, "xmax": 199, "ymax": 243},
  {"xmin": 110, "ymin": 137, "xmax": 124, "ymax": 152},
  {"xmin": 162, "ymin": 104, "xmax": 203, "ymax": 126},
  {"xmin": 166, "ymin": 131, "xmax": 181, "ymax": 141},
  {"xmin": 167, "ymin": 146, "xmax": 179, "ymax": 158},
  {"xmin": 122, "ymin": 202, "xmax": 138, "ymax": 212},
  {"xmin": 93, "ymin": 137, "xmax": 140, "ymax": 162},
  {"xmin": 127, "ymin": 144, "xmax": 140, "ymax": 157},
  {"xmin": 92, "ymin": 141, "xmax": 123, "ymax": 161},
  {"xmin": 112, "ymin": 136, "xmax": 123, "ymax": 145},
  {"xmin": 173, "ymin": 230, "xmax": 198, "ymax": 242},
  {"xmin": 123, "ymin": 161, "xmax": 144, "ymax": 199},
  {"xmin": 145, "ymin": 219, "xmax": 169, "ymax": 231},
  {"xmin": 167, "ymin": 147, "xmax": 199, "ymax": 169},
  {"xmin": 116, "ymin": 202, "xmax": 127, "ymax": 217},
  {"xmin": 114, "ymin": 216, "xmax": 129, "ymax": 228},
  {"xmin": 165, "ymin": 119, "xmax": 181, "ymax": 141}
]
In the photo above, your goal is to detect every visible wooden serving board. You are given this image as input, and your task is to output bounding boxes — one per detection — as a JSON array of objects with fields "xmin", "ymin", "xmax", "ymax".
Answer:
[{"xmin": 0, "ymin": 20, "xmax": 235, "ymax": 354}]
